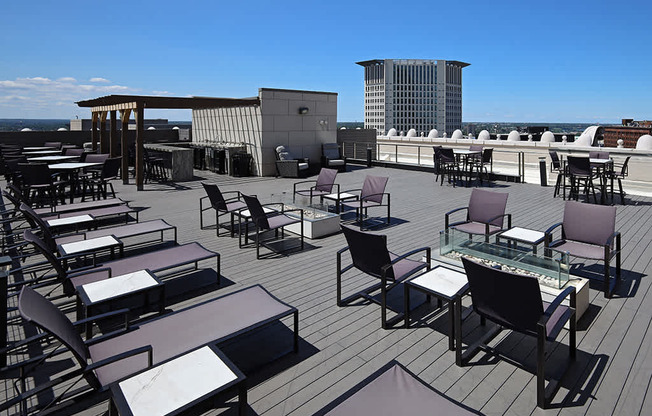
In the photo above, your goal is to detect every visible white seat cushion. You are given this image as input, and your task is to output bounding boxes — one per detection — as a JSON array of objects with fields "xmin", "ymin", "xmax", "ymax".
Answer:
[
  {"xmin": 298, "ymin": 163, "xmax": 309, "ymax": 170},
  {"xmin": 328, "ymin": 159, "xmax": 345, "ymax": 166}
]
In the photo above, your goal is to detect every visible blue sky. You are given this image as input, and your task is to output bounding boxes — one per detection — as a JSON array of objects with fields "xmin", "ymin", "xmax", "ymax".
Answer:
[{"xmin": 1, "ymin": 0, "xmax": 650, "ymax": 123}]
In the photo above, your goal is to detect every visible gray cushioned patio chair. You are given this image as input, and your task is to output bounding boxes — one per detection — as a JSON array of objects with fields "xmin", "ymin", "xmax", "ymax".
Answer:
[
  {"xmin": 2, "ymin": 284, "xmax": 298, "ymax": 415},
  {"xmin": 200, "ymin": 182, "xmax": 247, "ymax": 237},
  {"xmin": 293, "ymin": 167, "xmax": 339, "ymax": 205},
  {"xmin": 241, "ymin": 194, "xmax": 304, "ymax": 259},
  {"xmin": 21, "ymin": 229, "xmax": 219, "ymax": 297},
  {"xmin": 321, "ymin": 143, "xmax": 346, "ymax": 172},
  {"xmin": 544, "ymin": 201, "xmax": 621, "ymax": 297},
  {"xmin": 337, "ymin": 225, "xmax": 430, "ymax": 329},
  {"xmin": 318, "ymin": 362, "xmax": 483, "ymax": 415},
  {"xmin": 340, "ymin": 175, "xmax": 390, "ymax": 230},
  {"xmin": 275, "ymin": 145, "xmax": 309, "ymax": 178},
  {"xmin": 459, "ymin": 258, "xmax": 576, "ymax": 409},
  {"xmin": 445, "ymin": 188, "xmax": 511, "ymax": 242}
]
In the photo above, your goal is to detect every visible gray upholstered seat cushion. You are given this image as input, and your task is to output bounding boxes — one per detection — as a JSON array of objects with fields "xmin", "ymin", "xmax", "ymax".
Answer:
[
  {"xmin": 549, "ymin": 240, "xmax": 605, "ymax": 260},
  {"xmin": 388, "ymin": 252, "xmax": 427, "ymax": 281},
  {"xmin": 452, "ymin": 221, "xmax": 502, "ymax": 235},
  {"xmin": 326, "ymin": 364, "xmax": 480, "ymax": 415},
  {"xmin": 67, "ymin": 242, "xmax": 215, "ymax": 290},
  {"xmin": 89, "ymin": 285, "xmax": 293, "ymax": 386}
]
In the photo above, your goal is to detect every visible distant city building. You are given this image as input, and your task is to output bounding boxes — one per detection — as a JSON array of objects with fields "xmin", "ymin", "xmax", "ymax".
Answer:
[
  {"xmin": 356, "ymin": 59, "xmax": 470, "ymax": 136},
  {"xmin": 603, "ymin": 119, "xmax": 652, "ymax": 148}
]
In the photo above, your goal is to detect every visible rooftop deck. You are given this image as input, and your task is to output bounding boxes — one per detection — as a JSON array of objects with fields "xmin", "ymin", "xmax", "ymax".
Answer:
[{"xmin": 3, "ymin": 165, "xmax": 652, "ymax": 415}]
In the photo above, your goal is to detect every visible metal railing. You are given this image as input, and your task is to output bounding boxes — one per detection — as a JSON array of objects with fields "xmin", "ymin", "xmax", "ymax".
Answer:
[{"xmin": 342, "ymin": 141, "xmax": 525, "ymax": 182}]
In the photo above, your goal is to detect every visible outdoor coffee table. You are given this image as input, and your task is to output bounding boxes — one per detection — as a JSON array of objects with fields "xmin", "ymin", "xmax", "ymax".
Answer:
[
  {"xmin": 109, "ymin": 344, "xmax": 247, "ymax": 416},
  {"xmin": 76, "ymin": 269, "xmax": 164, "ymax": 338},
  {"xmin": 404, "ymin": 265, "xmax": 470, "ymax": 351},
  {"xmin": 322, "ymin": 192, "xmax": 358, "ymax": 213},
  {"xmin": 58, "ymin": 235, "xmax": 123, "ymax": 267},
  {"xmin": 496, "ymin": 226, "xmax": 546, "ymax": 254},
  {"xmin": 46, "ymin": 214, "xmax": 94, "ymax": 232}
]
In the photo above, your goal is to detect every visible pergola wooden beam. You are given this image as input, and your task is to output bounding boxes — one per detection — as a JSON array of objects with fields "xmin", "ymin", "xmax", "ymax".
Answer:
[{"xmin": 76, "ymin": 94, "xmax": 260, "ymax": 191}]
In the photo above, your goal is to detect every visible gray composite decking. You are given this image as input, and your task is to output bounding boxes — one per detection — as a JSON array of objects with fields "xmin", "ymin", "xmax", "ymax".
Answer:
[{"xmin": 2, "ymin": 165, "xmax": 651, "ymax": 416}]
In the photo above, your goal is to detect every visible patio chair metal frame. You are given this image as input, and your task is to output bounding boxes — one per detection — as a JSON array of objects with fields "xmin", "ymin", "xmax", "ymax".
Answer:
[
  {"xmin": 293, "ymin": 167, "xmax": 339, "ymax": 205},
  {"xmin": 458, "ymin": 258, "xmax": 576, "ymax": 409},
  {"xmin": 241, "ymin": 194, "xmax": 304, "ymax": 259},
  {"xmin": 340, "ymin": 175, "xmax": 390, "ymax": 230},
  {"xmin": 445, "ymin": 189, "xmax": 511, "ymax": 242},
  {"xmin": 337, "ymin": 225, "xmax": 431, "ymax": 329},
  {"xmin": 544, "ymin": 201, "xmax": 621, "ymax": 297},
  {"xmin": 199, "ymin": 182, "xmax": 247, "ymax": 237}
]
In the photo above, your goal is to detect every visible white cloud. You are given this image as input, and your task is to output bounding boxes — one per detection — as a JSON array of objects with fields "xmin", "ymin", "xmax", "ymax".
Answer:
[
  {"xmin": 89, "ymin": 77, "xmax": 110, "ymax": 83},
  {"xmin": 0, "ymin": 76, "xmax": 138, "ymax": 118}
]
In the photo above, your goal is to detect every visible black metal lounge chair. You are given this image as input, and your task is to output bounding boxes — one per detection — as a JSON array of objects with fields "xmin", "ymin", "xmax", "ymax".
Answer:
[
  {"xmin": 316, "ymin": 362, "xmax": 483, "ymax": 415},
  {"xmin": 459, "ymin": 258, "xmax": 576, "ymax": 409},
  {"xmin": 18, "ymin": 203, "xmax": 156, "ymax": 256},
  {"xmin": 199, "ymin": 182, "xmax": 247, "ymax": 237},
  {"xmin": 445, "ymin": 188, "xmax": 511, "ymax": 242},
  {"xmin": 544, "ymin": 201, "xmax": 621, "ymax": 297},
  {"xmin": 3, "ymin": 182, "xmax": 126, "ymax": 217},
  {"xmin": 293, "ymin": 167, "xmax": 339, "ymax": 205},
  {"xmin": 81, "ymin": 157, "xmax": 121, "ymax": 201},
  {"xmin": 241, "ymin": 194, "xmax": 304, "ymax": 259},
  {"xmin": 340, "ymin": 175, "xmax": 390, "ymax": 230},
  {"xmin": 337, "ymin": 225, "xmax": 430, "ymax": 329},
  {"xmin": 321, "ymin": 143, "xmax": 346, "ymax": 172},
  {"xmin": 20, "ymin": 229, "xmax": 219, "ymax": 297},
  {"xmin": 2, "ymin": 284, "xmax": 298, "ymax": 415},
  {"xmin": 566, "ymin": 156, "xmax": 597, "ymax": 203}
]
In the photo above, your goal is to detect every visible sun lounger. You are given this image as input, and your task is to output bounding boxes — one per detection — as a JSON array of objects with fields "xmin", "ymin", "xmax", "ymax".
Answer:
[
  {"xmin": 2, "ymin": 284, "xmax": 298, "ymax": 415},
  {"xmin": 22, "ymin": 229, "xmax": 219, "ymax": 296},
  {"xmin": 317, "ymin": 363, "xmax": 483, "ymax": 415}
]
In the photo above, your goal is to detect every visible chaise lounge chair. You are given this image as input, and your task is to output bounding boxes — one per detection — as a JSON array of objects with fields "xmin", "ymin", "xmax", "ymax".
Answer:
[
  {"xmin": 1, "ymin": 284, "xmax": 298, "ymax": 415},
  {"xmin": 315, "ymin": 362, "xmax": 483, "ymax": 415},
  {"xmin": 20, "ymin": 229, "xmax": 219, "ymax": 297}
]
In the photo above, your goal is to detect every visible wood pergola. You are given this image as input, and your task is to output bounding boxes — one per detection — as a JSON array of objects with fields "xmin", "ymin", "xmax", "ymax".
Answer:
[{"xmin": 76, "ymin": 94, "xmax": 260, "ymax": 190}]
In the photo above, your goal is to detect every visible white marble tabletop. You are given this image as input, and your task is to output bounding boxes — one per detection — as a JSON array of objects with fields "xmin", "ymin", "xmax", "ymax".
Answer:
[
  {"xmin": 116, "ymin": 346, "xmax": 238, "ymax": 416},
  {"xmin": 47, "ymin": 162, "xmax": 102, "ymax": 170},
  {"xmin": 453, "ymin": 149, "xmax": 481, "ymax": 155},
  {"xmin": 81, "ymin": 270, "xmax": 159, "ymax": 303},
  {"xmin": 499, "ymin": 227, "xmax": 546, "ymax": 244},
  {"xmin": 323, "ymin": 192, "xmax": 357, "ymax": 200},
  {"xmin": 27, "ymin": 155, "xmax": 78, "ymax": 162},
  {"xmin": 46, "ymin": 214, "xmax": 93, "ymax": 227},
  {"xmin": 238, "ymin": 206, "xmax": 276, "ymax": 218},
  {"xmin": 59, "ymin": 235, "xmax": 120, "ymax": 256},
  {"xmin": 408, "ymin": 266, "xmax": 469, "ymax": 299}
]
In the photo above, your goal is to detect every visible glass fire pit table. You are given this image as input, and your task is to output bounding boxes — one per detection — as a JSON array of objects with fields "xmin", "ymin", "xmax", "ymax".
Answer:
[
  {"xmin": 437, "ymin": 228, "xmax": 589, "ymax": 321},
  {"xmin": 267, "ymin": 192, "xmax": 341, "ymax": 239}
]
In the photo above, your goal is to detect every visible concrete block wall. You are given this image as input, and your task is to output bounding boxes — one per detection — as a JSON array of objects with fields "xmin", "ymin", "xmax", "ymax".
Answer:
[{"xmin": 259, "ymin": 88, "xmax": 337, "ymax": 176}]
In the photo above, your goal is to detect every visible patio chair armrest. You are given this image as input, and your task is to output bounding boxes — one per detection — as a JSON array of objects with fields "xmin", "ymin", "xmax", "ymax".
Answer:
[
  {"xmin": 86, "ymin": 344, "xmax": 153, "ymax": 374},
  {"xmin": 540, "ymin": 286, "xmax": 576, "ymax": 325},
  {"xmin": 341, "ymin": 188, "xmax": 362, "ymax": 196},
  {"xmin": 381, "ymin": 247, "xmax": 432, "ymax": 277},
  {"xmin": 293, "ymin": 180, "xmax": 317, "ymax": 192},
  {"xmin": 485, "ymin": 213, "xmax": 512, "ymax": 230},
  {"xmin": 544, "ymin": 222, "xmax": 563, "ymax": 245},
  {"xmin": 360, "ymin": 192, "xmax": 390, "ymax": 203},
  {"xmin": 75, "ymin": 308, "xmax": 130, "ymax": 332},
  {"xmin": 445, "ymin": 206, "xmax": 468, "ymax": 229},
  {"xmin": 605, "ymin": 231, "xmax": 621, "ymax": 248},
  {"xmin": 222, "ymin": 190, "xmax": 243, "ymax": 202},
  {"xmin": 337, "ymin": 246, "xmax": 355, "ymax": 275},
  {"xmin": 67, "ymin": 266, "xmax": 112, "ymax": 280}
]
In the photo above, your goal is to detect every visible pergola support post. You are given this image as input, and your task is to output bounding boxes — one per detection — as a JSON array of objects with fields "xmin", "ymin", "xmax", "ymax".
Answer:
[
  {"xmin": 120, "ymin": 109, "xmax": 131, "ymax": 184},
  {"xmin": 135, "ymin": 105, "xmax": 144, "ymax": 191},
  {"xmin": 109, "ymin": 110, "xmax": 118, "ymax": 157},
  {"xmin": 91, "ymin": 112, "xmax": 99, "ymax": 151},
  {"xmin": 99, "ymin": 111, "xmax": 109, "ymax": 154}
]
